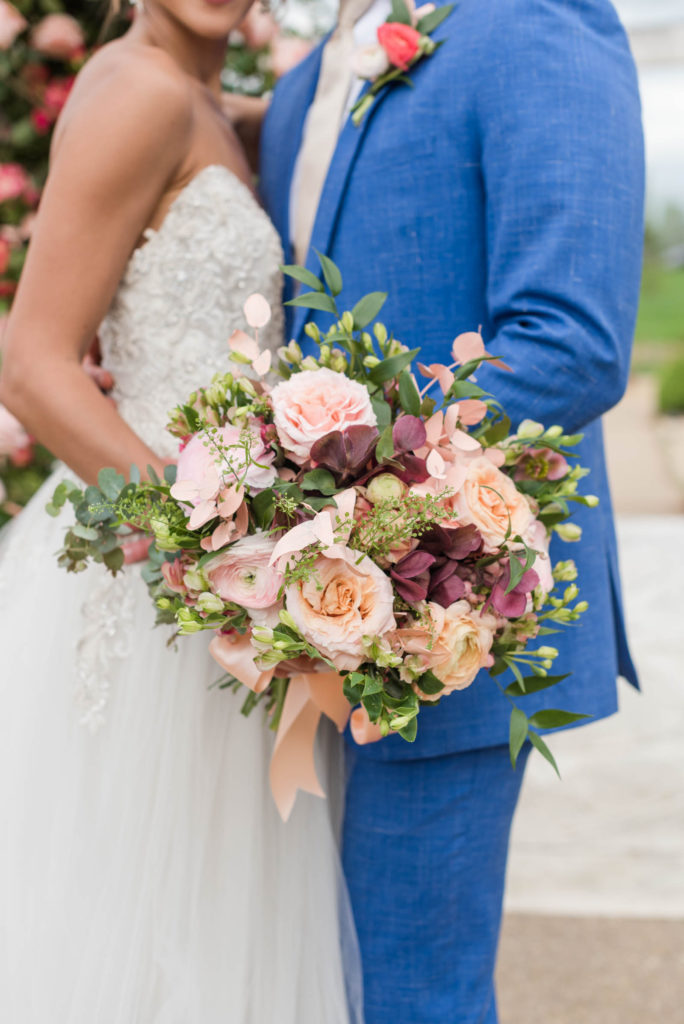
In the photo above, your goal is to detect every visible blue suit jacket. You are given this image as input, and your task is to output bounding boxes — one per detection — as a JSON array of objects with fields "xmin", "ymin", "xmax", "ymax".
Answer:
[{"xmin": 260, "ymin": 0, "xmax": 644, "ymax": 760}]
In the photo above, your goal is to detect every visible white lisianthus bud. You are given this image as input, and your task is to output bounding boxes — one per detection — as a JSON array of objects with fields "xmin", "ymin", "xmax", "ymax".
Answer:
[
  {"xmin": 176, "ymin": 608, "xmax": 205, "ymax": 634},
  {"xmin": 341, "ymin": 311, "xmax": 355, "ymax": 333},
  {"xmin": 304, "ymin": 322, "xmax": 321, "ymax": 342},
  {"xmin": 555, "ymin": 522, "xmax": 582, "ymax": 542},
  {"xmin": 367, "ymin": 473, "xmax": 407, "ymax": 505},
  {"xmin": 363, "ymin": 355, "xmax": 380, "ymax": 368},
  {"xmin": 351, "ymin": 42, "xmax": 390, "ymax": 80},
  {"xmin": 545, "ymin": 425, "xmax": 563, "ymax": 439},
  {"xmin": 537, "ymin": 646, "xmax": 558, "ymax": 659},
  {"xmin": 319, "ymin": 344, "xmax": 331, "ymax": 365},
  {"xmin": 574, "ymin": 600, "xmax": 589, "ymax": 613},
  {"xmin": 564, "ymin": 584, "xmax": 579, "ymax": 602},
  {"xmin": 552, "ymin": 560, "xmax": 577, "ymax": 582},
  {"xmin": 517, "ymin": 419, "xmax": 545, "ymax": 439},
  {"xmin": 301, "ymin": 356, "xmax": 319, "ymax": 371},
  {"xmin": 196, "ymin": 591, "xmax": 225, "ymax": 615},
  {"xmin": 183, "ymin": 568, "xmax": 208, "ymax": 592},
  {"xmin": 330, "ymin": 349, "xmax": 348, "ymax": 373},
  {"xmin": 278, "ymin": 609, "xmax": 298, "ymax": 632},
  {"xmin": 584, "ymin": 494, "xmax": 600, "ymax": 508}
]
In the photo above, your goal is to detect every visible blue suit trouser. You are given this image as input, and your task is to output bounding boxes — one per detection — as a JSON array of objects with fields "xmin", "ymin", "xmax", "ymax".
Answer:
[{"xmin": 342, "ymin": 743, "xmax": 530, "ymax": 1024}]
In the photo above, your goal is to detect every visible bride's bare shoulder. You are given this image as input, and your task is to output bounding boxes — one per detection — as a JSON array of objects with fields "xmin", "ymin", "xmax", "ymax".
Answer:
[{"xmin": 52, "ymin": 40, "xmax": 193, "ymax": 165}]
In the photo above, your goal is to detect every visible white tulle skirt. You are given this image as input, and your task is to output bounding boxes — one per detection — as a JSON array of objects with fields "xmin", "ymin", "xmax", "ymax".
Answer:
[{"xmin": 0, "ymin": 468, "xmax": 363, "ymax": 1024}]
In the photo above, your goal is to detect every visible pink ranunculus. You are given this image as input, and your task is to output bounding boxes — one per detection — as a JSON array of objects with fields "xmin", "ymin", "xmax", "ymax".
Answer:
[
  {"xmin": 0, "ymin": 1, "xmax": 27, "ymax": 49},
  {"xmin": 0, "ymin": 163, "xmax": 29, "ymax": 204},
  {"xmin": 377, "ymin": 22, "xmax": 422, "ymax": 72},
  {"xmin": 285, "ymin": 546, "xmax": 396, "ymax": 671},
  {"xmin": 271, "ymin": 367, "xmax": 377, "ymax": 464},
  {"xmin": 270, "ymin": 35, "xmax": 313, "ymax": 79},
  {"xmin": 239, "ymin": 6, "xmax": 279, "ymax": 49},
  {"xmin": 206, "ymin": 531, "xmax": 283, "ymax": 610},
  {"xmin": 451, "ymin": 456, "xmax": 534, "ymax": 552},
  {"xmin": 31, "ymin": 14, "xmax": 84, "ymax": 60},
  {"xmin": 404, "ymin": 600, "xmax": 497, "ymax": 698},
  {"xmin": 173, "ymin": 422, "xmax": 277, "ymax": 507},
  {"xmin": 0, "ymin": 403, "xmax": 31, "ymax": 460}
]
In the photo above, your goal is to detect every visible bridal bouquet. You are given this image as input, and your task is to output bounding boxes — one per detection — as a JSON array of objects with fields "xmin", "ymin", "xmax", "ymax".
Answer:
[{"xmin": 50, "ymin": 256, "xmax": 594, "ymax": 816}]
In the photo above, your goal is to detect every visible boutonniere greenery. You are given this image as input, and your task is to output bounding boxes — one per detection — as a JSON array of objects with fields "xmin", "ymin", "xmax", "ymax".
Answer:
[{"xmin": 350, "ymin": 0, "xmax": 455, "ymax": 126}]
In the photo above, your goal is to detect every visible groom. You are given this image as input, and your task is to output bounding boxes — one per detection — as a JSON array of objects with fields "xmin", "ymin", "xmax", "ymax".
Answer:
[{"xmin": 260, "ymin": 0, "xmax": 644, "ymax": 1020}]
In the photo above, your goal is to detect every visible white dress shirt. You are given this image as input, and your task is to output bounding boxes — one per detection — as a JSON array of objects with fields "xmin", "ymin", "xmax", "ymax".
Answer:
[{"xmin": 288, "ymin": 0, "xmax": 392, "ymax": 248}]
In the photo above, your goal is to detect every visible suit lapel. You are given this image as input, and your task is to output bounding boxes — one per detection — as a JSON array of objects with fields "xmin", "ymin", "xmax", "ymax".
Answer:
[{"xmin": 291, "ymin": 81, "xmax": 393, "ymax": 342}]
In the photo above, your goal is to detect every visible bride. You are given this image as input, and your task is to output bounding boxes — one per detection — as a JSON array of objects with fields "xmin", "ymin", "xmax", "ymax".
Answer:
[{"xmin": 0, "ymin": 1, "xmax": 362, "ymax": 1021}]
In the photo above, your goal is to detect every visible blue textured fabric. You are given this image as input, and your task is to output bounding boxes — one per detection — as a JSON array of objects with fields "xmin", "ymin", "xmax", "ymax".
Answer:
[
  {"xmin": 260, "ymin": 0, "xmax": 645, "ymax": 760},
  {"xmin": 343, "ymin": 743, "xmax": 530, "ymax": 1023}
]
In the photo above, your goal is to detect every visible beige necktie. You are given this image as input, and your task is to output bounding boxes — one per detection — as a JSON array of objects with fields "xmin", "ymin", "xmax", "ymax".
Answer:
[{"xmin": 293, "ymin": 0, "xmax": 375, "ymax": 265}]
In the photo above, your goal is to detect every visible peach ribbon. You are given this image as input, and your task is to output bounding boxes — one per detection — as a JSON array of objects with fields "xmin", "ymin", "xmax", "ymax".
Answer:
[{"xmin": 209, "ymin": 634, "xmax": 353, "ymax": 821}]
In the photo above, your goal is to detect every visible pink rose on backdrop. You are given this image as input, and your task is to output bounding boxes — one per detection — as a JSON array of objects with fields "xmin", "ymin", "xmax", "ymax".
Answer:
[
  {"xmin": 239, "ymin": 6, "xmax": 279, "ymax": 49},
  {"xmin": 43, "ymin": 76, "xmax": 75, "ymax": 118},
  {"xmin": 0, "ymin": 163, "xmax": 29, "ymax": 204},
  {"xmin": 271, "ymin": 367, "xmax": 377, "ymax": 464},
  {"xmin": 0, "ymin": 403, "xmax": 32, "ymax": 463},
  {"xmin": 376, "ymin": 22, "xmax": 422, "ymax": 72},
  {"xmin": 405, "ymin": 600, "xmax": 497, "ymax": 697},
  {"xmin": 0, "ymin": 1, "xmax": 26, "ymax": 49},
  {"xmin": 451, "ymin": 456, "xmax": 534, "ymax": 552},
  {"xmin": 0, "ymin": 237, "xmax": 10, "ymax": 276},
  {"xmin": 206, "ymin": 531, "xmax": 283, "ymax": 610},
  {"xmin": 270, "ymin": 35, "xmax": 314, "ymax": 79},
  {"xmin": 31, "ymin": 14, "xmax": 85, "ymax": 60},
  {"xmin": 285, "ymin": 547, "xmax": 396, "ymax": 671}
]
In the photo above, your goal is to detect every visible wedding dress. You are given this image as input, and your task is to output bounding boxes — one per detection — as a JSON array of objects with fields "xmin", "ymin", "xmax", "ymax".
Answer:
[{"xmin": 0, "ymin": 166, "xmax": 363, "ymax": 1023}]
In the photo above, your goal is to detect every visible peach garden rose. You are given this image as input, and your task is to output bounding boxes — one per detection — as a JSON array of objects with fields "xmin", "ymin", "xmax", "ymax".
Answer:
[
  {"xmin": 451, "ymin": 456, "xmax": 534, "ymax": 551},
  {"xmin": 285, "ymin": 547, "xmax": 396, "ymax": 671},
  {"xmin": 270, "ymin": 367, "xmax": 377, "ymax": 464},
  {"xmin": 404, "ymin": 600, "xmax": 497, "ymax": 698}
]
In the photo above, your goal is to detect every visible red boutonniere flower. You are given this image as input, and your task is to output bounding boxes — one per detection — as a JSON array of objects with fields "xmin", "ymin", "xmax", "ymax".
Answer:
[{"xmin": 351, "ymin": 0, "xmax": 455, "ymax": 126}]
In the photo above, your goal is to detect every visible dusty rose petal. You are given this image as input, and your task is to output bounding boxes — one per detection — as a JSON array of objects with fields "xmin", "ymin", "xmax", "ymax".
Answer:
[
  {"xmin": 228, "ymin": 329, "xmax": 259, "ymax": 362},
  {"xmin": 484, "ymin": 447, "xmax": 506, "ymax": 467},
  {"xmin": 252, "ymin": 349, "xmax": 272, "ymax": 376},
  {"xmin": 451, "ymin": 332, "xmax": 485, "ymax": 365},
  {"xmin": 457, "ymin": 399, "xmax": 488, "ymax": 425}
]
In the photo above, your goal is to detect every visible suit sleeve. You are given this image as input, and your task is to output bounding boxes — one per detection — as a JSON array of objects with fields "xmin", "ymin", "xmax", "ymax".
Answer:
[{"xmin": 472, "ymin": 0, "xmax": 645, "ymax": 432}]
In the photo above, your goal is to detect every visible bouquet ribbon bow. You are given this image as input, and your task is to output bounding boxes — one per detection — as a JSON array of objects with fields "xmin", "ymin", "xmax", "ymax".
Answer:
[{"xmin": 209, "ymin": 634, "xmax": 353, "ymax": 821}]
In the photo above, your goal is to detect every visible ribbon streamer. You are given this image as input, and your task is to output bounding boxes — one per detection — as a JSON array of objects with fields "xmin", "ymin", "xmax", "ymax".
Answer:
[{"xmin": 209, "ymin": 635, "xmax": 352, "ymax": 821}]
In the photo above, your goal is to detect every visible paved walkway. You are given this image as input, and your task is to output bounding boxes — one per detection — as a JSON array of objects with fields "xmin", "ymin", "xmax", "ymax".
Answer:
[{"xmin": 496, "ymin": 378, "xmax": 684, "ymax": 1022}]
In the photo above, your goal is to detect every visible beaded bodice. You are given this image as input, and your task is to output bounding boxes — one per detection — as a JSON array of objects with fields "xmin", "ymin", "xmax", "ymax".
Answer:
[{"xmin": 99, "ymin": 165, "xmax": 284, "ymax": 458}]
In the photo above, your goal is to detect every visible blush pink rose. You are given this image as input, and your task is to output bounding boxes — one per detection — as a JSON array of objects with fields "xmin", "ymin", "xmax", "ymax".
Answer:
[
  {"xmin": 0, "ymin": 403, "xmax": 31, "ymax": 460},
  {"xmin": 0, "ymin": 163, "xmax": 29, "ymax": 204},
  {"xmin": 175, "ymin": 423, "xmax": 276, "ymax": 498},
  {"xmin": 0, "ymin": 1, "xmax": 26, "ymax": 49},
  {"xmin": 271, "ymin": 367, "xmax": 377, "ymax": 464},
  {"xmin": 377, "ymin": 22, "xmax": 422, "ymax": 72},
  {"xmin": 406, "ymin": 600, "xmax": 497, "ymax": 697},
  {"xmin": 31, "ymin": 14, "xmax": 84, "ymax": 60},
  {"xmin": 285, "ymin": 547, "xmax": 396, "ymax": 671},
  {"xmin": 206, "ymin": 531, "xmax": 283, "ymax": 610},
  {"xmin": 451, "ymin": 456, "xmax": 533, "ymax": 552}
]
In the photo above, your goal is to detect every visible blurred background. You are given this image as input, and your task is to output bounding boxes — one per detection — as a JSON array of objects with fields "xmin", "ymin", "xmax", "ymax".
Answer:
[{"xmin": 1, "ymin": 1, "xmax": 683, "ymax": 1020}]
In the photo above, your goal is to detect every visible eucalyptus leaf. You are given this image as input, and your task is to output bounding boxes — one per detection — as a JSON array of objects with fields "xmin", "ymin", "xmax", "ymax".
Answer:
[
  {"xmin": 98, "ymin": 467, "xmax": 126, "ymax": 501},
  {"xmin": 316, "ymin": 251, "xmax": 343, "ymax": 297},
  {"xmin": 368, "ymin": 348, "xmax": 420, "ymax": 386},
  {"xmin": 509, "ymin": 707, "xmax": 528, "ymax": 768},
  {"xmin": 72, "ymin": 523, "xmax": 100, "ymax": 541},
  {"xmin": 529, "ymin": 730, "xmax": 561, "ymax": 777},
  {"xmin": 281, "ymin": 265, "xmax": 324, "ymax": 292},
  {"xmin": 351, "ymin": 292, "xmax": 387, "ymax": 330},
  {"xmin": 528, "ymin": 709, "xmax": 591, "ymax": 730},
  {"xmin": 285, "ymin": 291, "xmax": 338, "ymax": 314},
  {"xmin": 398, "ymin": 369, "xmax": 421, "ymax": 416}
]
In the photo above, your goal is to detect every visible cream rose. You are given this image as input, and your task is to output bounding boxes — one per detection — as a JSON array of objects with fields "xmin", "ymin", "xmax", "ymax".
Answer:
[
  {"xmin": 206, "ymin": 531, "xmax": 283, "ymax": 610},
  {"xmin": 451, "ymin": 456, "xmax": 533, "ymax": 551},
  {"xmin": 285, "ymin": 547, "xmax": 395, "ymax": 671},
  {"xmin": 411, "ymin": 600, "xmax": 496, "ymax": 697},
  {"xmin": 270, "ymin": 367, "xmax": 377, "ymax": 464}
]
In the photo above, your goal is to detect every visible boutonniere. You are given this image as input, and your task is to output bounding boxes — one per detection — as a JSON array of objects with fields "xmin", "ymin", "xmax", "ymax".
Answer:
[{"xmin": 350, "ymin": 0, "xmax": 455, "ymax": 126}]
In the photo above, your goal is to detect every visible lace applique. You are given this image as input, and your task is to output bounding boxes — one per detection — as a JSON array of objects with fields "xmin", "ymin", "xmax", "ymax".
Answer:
[
  {"xmin": 74, "ymin": 572, "xmax": 135, "ymax": 732},
  {"xmin": 98, "ymin": 165, "xmax": 285, "ymax": 459}
]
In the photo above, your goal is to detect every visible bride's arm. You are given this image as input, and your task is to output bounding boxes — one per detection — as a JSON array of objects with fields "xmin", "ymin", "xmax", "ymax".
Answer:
[{"xmin": 0, "ymin": 55, "xmax": 193, "ymax": 484}]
